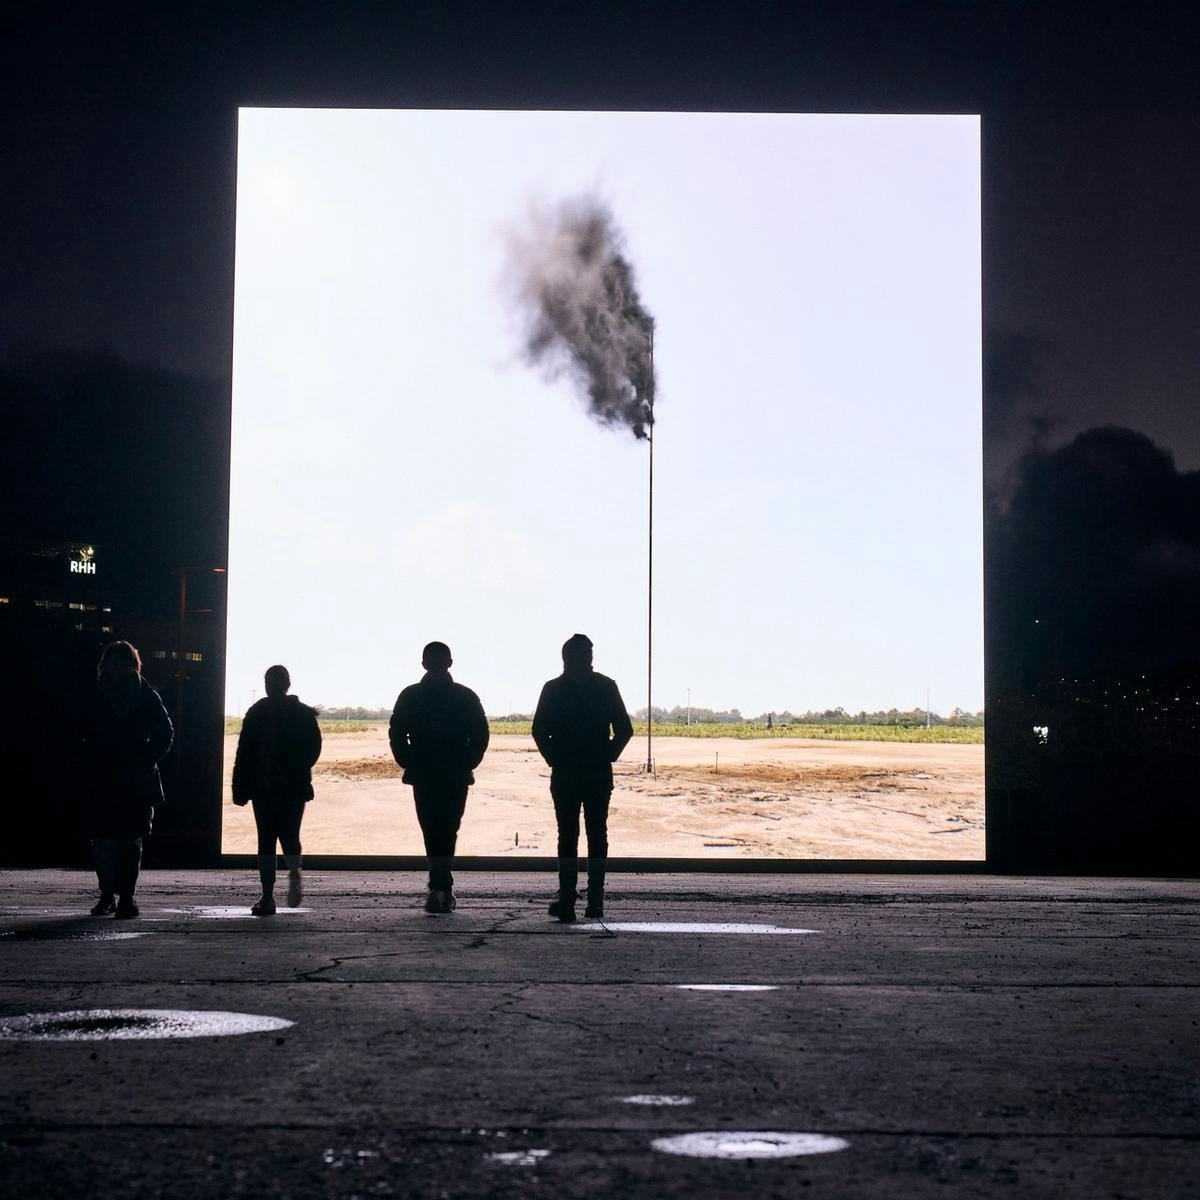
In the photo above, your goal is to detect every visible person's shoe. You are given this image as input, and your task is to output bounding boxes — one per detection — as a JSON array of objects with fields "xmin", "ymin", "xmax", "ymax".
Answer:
[
  {"xmin": 251, "ymin": 896, "xmax": 277, "ymax": 917},
  {"xmin": 424, "ymin": 888, "xmax": 444, "ymax": 914},
  {"xmin": 440, "ymin": 890, "xmax": 456, "ymax": 913},
  {"xmin": 286, "ymin": 870, "xmax": 303, "ymax": 908},
  {"xmin": 548, "ymin": 896, "xmax": 577, "ymax": 924},
  {"xmin": 114, "ymin": 897, "xmax": 139, "ymax": 920},
  {"xmin": 90, "ymin": 893, "xmax": 116, "ymax": 917},
  {"xmin": 584, "ymin": 895, "xmax": 604, "ymax": 919}
]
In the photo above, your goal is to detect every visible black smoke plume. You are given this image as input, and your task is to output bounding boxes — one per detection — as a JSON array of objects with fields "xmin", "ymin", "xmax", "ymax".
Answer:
[{"xmin": 507, "ymin": 196, "xmax": 656, "ymax": 438}]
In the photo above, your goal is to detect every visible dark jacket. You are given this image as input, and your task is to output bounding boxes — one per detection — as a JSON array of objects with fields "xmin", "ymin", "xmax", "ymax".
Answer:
[
  {"xmin": 81, "ymin": 676, "xmax": 174, "ymax": 838},
  {"xmin": 231, "ymin": 695, "xmax": 322, "ymax": 804},
  {"xmin": 532, "ymin": 668, "xmax": 633, "ymax": 783},
  {"xmin": 388, "ymin": 671, "xmax": 489, "ymax": 785}
]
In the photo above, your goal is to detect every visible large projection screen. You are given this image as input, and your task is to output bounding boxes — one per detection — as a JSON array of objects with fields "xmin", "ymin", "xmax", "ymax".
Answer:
[{"xmin": 226, "ymin": 109, "xmax": 983, "ymax": 861}]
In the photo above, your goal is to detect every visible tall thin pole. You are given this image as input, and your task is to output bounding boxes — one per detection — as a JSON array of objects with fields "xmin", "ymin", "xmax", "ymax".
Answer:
[{"xmin": 646, "ymin": 332, "xmax": 654, "ymax": 773}]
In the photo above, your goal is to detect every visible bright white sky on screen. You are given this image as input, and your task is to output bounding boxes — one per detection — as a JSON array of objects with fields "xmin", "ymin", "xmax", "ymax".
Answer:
[{"xmin": 229, "ymin": 109, "xmax": 981, "ymax": 717}]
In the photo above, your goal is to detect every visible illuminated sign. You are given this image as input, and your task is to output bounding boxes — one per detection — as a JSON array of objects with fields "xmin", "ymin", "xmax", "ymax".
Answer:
[{"xmin": 69, "ymin": 546, "xmax": 96, "ymax": 575}]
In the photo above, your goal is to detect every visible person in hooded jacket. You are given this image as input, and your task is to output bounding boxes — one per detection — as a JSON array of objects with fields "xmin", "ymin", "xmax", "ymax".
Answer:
[
  {"xmin": 533, "ymin": 633, "xmax": 632, "ymax": 923},
  {"xmin": 388, "ymin": 641, "xmax": 489, "ymax": 913},
  {"xmin": 232, "ymin": 665, "xmax": 322, "ymax": 915},
  {"xmin": 81, "ymin": 641, "xmax": 174, "ymax": 919}
]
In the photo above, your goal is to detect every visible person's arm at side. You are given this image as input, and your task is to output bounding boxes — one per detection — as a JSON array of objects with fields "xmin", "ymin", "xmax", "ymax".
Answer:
[
  {"xmin": 466, "ymin": 691, "xmax": 490, "ymax": 772},
  {"xmin": 531, "ymin": 683, "xmax": 555, "ymax": 767},
  {"xmin": 608, "ymin": 680, "xmax": 634, "ymax": 761},
  {"xmin": 303, "ymin": 707, "xmax": 322, "ymax": 770},
  {"xmin": 144, "ymin": 685, "xmax": 175, "ymax": 764},
  {"xmin": 231, "ymin": 708, "xmax": 255, "ymax": 806},
  {"xmin": 388, "ymin": 692, "xmax": 412, "ymax": 770}
]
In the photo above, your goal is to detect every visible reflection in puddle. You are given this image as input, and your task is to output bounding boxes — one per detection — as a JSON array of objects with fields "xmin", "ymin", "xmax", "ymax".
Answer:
[
  {"xmin": 652, "ymin": 1131, "xmax": 849, "ymax": 1159},
  {"xmin": 675, "ymin": 983, "xmax": 777, "ymax": 992},
  {"xmin": 0, "ymin": 908, "xmax": 93, "ymax": 917},
  {"xmin": 161, "ymin": 906, "xmax": 312, "ymax": 919},
  {"xmin": 571, "ymin": 922, "xmax": 816, "ymax": 935},
  {"xmin": 0, "ymin": 929, "xmax": 151, "ymax": 942},
  {"xmin": 487, "ymin": 1150, "xmax": 550, "ymax": 1166},
  {"xmin": 321, "ymin": 1148, "xmax": 380, "ymax": 1168},
  {"xmin": 618, "ymin": 1094, "xmax": 695, "ymax": 1106},
  {"xmin": 0, "ymin": 1009, "xmax": 295, "ymax": 1041}
]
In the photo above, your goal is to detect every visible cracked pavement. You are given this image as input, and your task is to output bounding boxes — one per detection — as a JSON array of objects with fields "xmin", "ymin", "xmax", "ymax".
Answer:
[{"xmin": 1, "ymin": 870, "xmax": 1197, "ymax": 1197}]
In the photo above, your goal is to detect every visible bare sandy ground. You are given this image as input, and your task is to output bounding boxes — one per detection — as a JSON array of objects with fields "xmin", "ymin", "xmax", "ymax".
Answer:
[{"xmin": 222, "ymin": 727, "xmax": 983, "ymax": 859}]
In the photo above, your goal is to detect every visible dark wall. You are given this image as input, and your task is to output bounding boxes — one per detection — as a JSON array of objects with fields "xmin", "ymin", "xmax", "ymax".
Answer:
[{"xmin": 3, "ymin": 3, "xmax": 1199, "ymax": 872}]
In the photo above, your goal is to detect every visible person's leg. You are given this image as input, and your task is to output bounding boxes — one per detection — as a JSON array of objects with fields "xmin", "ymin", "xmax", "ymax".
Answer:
[
  {"xmin": 251, "ymin": 798, "xmax": 278, "ymax": 907},
  {"xmin": 113, "ymin": 838, "xmax": 143, "ymax": 918},
  {"xmin": 278, "ymin": 797, "xmax": 305, "ymax": 906},
  {"xmin": 412, "ymin": 786, "xmax": 445, "ymax": 894},
  {"xmin": 550, "ymin": 777, "xmax": 581, "ymax": 919},
  {"xmin": 415, "ymin": 783, "xmax": 462, "ymax": 894},
  {"xmin": 92, "ymin": 838, "xmax": 118, "ymax": 899},
  {"xmin": 582, "ymin": 788, "xmax": 611, "ymax": 915},
  {"xmin": 433, "ymin": 783, "xmax": 467, "ymax": 896},
  {"xmin": 115, "ymin": 837, "xmax": 143, "ymax": 895}
]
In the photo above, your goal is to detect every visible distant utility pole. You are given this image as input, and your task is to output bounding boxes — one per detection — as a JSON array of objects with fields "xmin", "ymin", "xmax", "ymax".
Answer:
[
  {"xmin": 926, "ymin": 687, "xmax": 931, "ymax": 728},
  {"xmin": 687, "ymin": 687, "xmax": 691, "ymax": 727}
]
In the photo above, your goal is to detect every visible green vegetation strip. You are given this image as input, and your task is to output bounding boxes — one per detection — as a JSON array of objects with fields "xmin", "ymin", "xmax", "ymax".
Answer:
[
  {"xmin": 222, "ymin": 716, "xmax": 982, "ymax": 745},
  {"xmin": 224, "ymin": 718, "xmax": 374, "ymax": 735}
]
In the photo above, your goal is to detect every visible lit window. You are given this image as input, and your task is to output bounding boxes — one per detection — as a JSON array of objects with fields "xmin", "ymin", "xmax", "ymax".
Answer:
[
  {"xmin": 0, "ymin": 596, "xmax": 9, "ymax": 604},
  {"xmin": 185, "ymin": 651, "xmax": 204, "ymax": 663},
  {"xmin": 101, "ymin": 625, "xmax": 112, "ymax": 633},
  {"xmin": 69, "ymin": 602, "xmax": 85, "ymax": 610},
  {"xmin": 153, "ymin": 650, "xmax": 168, "ymax": 660}
]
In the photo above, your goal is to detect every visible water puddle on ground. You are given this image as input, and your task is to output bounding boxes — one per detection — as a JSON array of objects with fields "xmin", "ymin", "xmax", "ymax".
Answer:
[
  {"xmin": 570, "ymin": 922, "xmax": 817, "ymax": 935},
  {"xmin": 0, "ymin": 929, "xmax": 152, "ymax": 942},
  {"xmin": 0, "ymin": 1009, "xmax": 294, "ymax": 1041},
  {"xmin": 0, "ymin": 907, "xmax": 95, "ymax": 917},
  {"xmin": 486, "ymin": 1150, "xmax": 551, "ymax": 1166},
  {"xmin": 675, "ymin": 983, "xmax": 778, "ymax": 991},
  {"xmin": 160, "ymin": 906, "xmax": 312, "ymax": 919},
  {"xmin": 618, "ymin": 1094, "xmax": 695, "ymax": 1106},
  {"xmin": 321, "ymin": 1148, "xmax": 380, "ymax": 1168},
  {"xmin": 652, "ymin": 1131, "xmax": 849, "ymax": 1159}
]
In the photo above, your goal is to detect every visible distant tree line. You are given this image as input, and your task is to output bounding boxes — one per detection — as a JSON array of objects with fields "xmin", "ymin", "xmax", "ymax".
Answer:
[
  {"xmin": 314, "ymin": 704, "xmax": 985, "ymax": 728},
  {"xmin": 319, "ymin": 706, "xmax": 392, "ymax": 721},
  {"xmin": 633, "ymin": 705, "xmax": 985, "ymax": 727}
]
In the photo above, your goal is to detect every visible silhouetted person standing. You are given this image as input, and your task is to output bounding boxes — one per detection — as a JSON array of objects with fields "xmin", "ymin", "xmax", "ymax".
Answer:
[
  {"xmin": 389, "ymin": 642, "xmax": 489, "ymax": 913},
  {"xmin": 81, "ymin": 641, "xmax": 173, "ymax": 919},
  {"xmin": 533, "ymin": 634, "xmax": 632, "ymax": 922},
  {"xmin": 232, "ymin": 665, "xmax": 322, "ymax": 916}
]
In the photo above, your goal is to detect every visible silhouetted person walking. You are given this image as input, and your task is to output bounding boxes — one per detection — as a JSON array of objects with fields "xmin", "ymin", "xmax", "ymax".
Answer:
[
  {"xmin": 389, "ymin": 642, "xmax": 489, "ymax": 913},
  {"xmin": 232, "ymin": 665, "xmax": 322, "ymax": 916},
  {"xmin": 81, "ymin": 641, "xmax": 173, "ymax": 919},
  {"xmin": 533, "ymin": 634, "xmax": 632, "ymax": 922}
]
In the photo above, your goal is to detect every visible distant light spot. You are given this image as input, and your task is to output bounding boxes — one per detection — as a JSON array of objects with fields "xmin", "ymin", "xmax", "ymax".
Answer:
[
  {"xmin": 569, "ymin": 922, "xmax": 816, "ymax": 935},
  {"xmin": 675, "ymin": 984, "xmax": 778, "ymax": 992},
  {"xmin": 487, "ymin": 1149, "xmax": 551, "ymax": 1166},
  {"xmin": 0, "ymin": 1009, "xmax": 294, "ymax": 1041},
  {"xmin": 161, "ymin": 906, "xmax": 312, "ymax": 919},
  {"xmin": 618, "ymin": 1094, "xmax": 695, "ymax": 1106},
  {"xmin": 652, "ymin": 1131, "xmax": 849, "ymax": 1159}
]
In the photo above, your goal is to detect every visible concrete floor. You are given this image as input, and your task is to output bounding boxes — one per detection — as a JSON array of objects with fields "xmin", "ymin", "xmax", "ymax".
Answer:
[{"xmin": 0, "ymin": 870, "xmax": 1196, "ymax": 1198}]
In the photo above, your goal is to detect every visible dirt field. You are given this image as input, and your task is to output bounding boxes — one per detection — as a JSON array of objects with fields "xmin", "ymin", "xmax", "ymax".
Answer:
[{"xmin": 222, "ymin": 727, "xmax": 984, "ymax": 859}]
